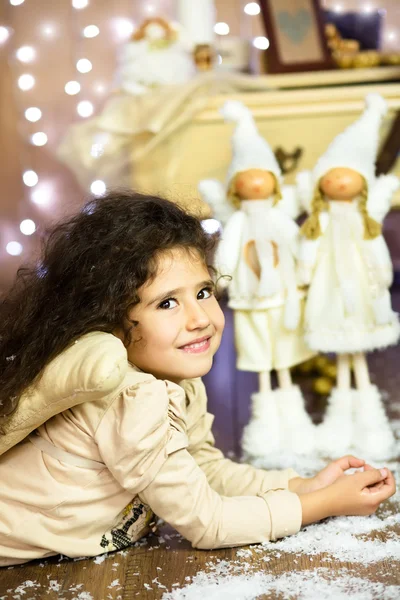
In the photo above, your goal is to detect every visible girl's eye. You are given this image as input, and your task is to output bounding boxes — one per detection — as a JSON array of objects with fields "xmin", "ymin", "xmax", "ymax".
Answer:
[
  {"xmin": 158, "ymin": 298, "xmax": 178, "ymax": 310},
  {"xmin": 197, "ymin": 286, "xmax": 213, "ymax": 300}
]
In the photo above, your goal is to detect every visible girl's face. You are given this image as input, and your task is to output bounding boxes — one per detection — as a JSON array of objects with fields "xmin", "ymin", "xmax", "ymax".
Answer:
[
  {"xmin": 320, "ymin": 167, "xmax": 364, "ymax": 201},
  {"xmin": 235, "ymin": 169, "xmax": 276, "ymax": 200},
  {"xmin": 121, "ymin": 248, "xmax": 225, "ymax": 384}
]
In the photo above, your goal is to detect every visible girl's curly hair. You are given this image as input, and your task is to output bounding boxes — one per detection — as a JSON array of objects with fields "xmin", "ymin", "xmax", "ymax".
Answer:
[{"xmin": 0, "ymin": 191, "xmax": 216, "ymax": 417}]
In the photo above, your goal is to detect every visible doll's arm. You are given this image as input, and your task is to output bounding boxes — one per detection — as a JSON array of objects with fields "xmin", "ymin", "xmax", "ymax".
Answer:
[
  {"xmin": 198, "ymin": 179, "xmax": 235, "ymax": 226},
  {"xmin": 367, "ymin": 174, "xmax": 400, "ymax": 223},
  {"xmin": 296, "ymin": 170, "xmax": 313, "ymax": 215},
  {"xmin": 363, "ymin": 235, "xmax": 394, "ymax": 289},
  {"xmin": 297, "ymin": 238, "xmax": 320, "ymax": 286},
  {"xmin": 214, "ymin": 210, "xmax": 245, "ymax": 279},
  {"xmin": 279, "ymin": 185, "xmax": 301, "ymax": 220}
]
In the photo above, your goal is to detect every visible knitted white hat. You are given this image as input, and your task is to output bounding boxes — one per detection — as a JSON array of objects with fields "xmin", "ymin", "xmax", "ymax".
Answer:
[
  {"xmin": 313, "ymin": 93, "xmax": 387, "ymax": 188},
  {"xmin": 220, "ymin": 100, "xmax": 282, "ymax": 187}
]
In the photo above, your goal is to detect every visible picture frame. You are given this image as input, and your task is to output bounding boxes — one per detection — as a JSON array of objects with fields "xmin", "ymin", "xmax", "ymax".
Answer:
[{"xmin": 259, "ymin": 0, "xmax": 333, "ymax": 74}]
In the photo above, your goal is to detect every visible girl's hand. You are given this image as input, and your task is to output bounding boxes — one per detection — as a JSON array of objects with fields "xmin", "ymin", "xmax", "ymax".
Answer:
[
  {"xmin": 289, "ymin": 455, "xmax": 366, "ymax": 495},
  {"xmin": 300, "ymin": 467, "xmax": 396, "ymax": 526}
]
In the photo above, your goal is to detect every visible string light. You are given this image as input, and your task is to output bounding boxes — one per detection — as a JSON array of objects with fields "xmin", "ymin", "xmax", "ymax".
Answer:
[
  {"xmin": 144, "ymin": 4, "xmax": 156, "ymax": 14},
  {"xmin": 31, "ymin": 185, "xmax": 51, "ymax": 206},
  {"xmin": 111, "ymin": 18, "xmax": 135, "ymax": 40},
  {"xmin": 362, "ymin": 4, "xmax": 374, "ymax": 14},
  {"xmin": 244, "ymin": 3, "xmax": 260, "ymax": 16},
  {"xmin": 65, "ymin": 80, "xmax": 81, "ymax": 95},
  {"xmin": 77, "ymin": 100, "xmax": 94, "ymax": 117},
  {"xmin": 6, "ymin": 242, "xmax": 23, "ymax": 256},
  {"xmin": 40, "ymin": 24, "xmax": 57, "ymax": 38},
  {"xmin": 201, "ymin": 219, "xmax": 221, "ymax": 234},
  {"xmin": 19, "ymin": 219, "xmax": 36, "ymax": 235},
  {"xmin": 214, "ymin": 22, "xmax": 230, "ymax": 35},
  {"xmin": 31, "ymin": 132, "xmax": 48, "ymax": 146},
  {"xmin": 72, "ymin": 0, "xmax": 89, "ymax": 8},
  {"xmin": 76, "ymin": 58, "xmax": 92, "ymax": 73},
  {"xmin": 25, "ymin": 107, "xmax": 42, "ymax": 122},
  {"xmin": 90, "ymin": 180, "xmax": 106, "ymax": 195},
  {"xmin": 93, "ymin": 82, "xmax": 107, "ymax": 95},
  {"xmin": 18, "ymin": 74, "xmax": 35, "ymax": 90},
  {"xmin": 0, "ymin": 26, "xmax": 10, "ymax": 44},
  {"xmin": 10, "ymin": 0, "xmax": 25, "ymax": 6},
  {"xmin": 83, "ymin": 25, "xmax": 99, "ymax": 38},
  {"xmin": 23, "ymin": 170, "xmax": 38, "ymax": 187},
  {"xmin": 333, "ymin": 4, "xmax": 343, "ymax": 13},
  {"xmin": 16, "ymin": 45, "xmax": 36, "ymax": 62},
  {"xmin": 253, "ymin": 36, "xmax": 270, "ymax": 50}
]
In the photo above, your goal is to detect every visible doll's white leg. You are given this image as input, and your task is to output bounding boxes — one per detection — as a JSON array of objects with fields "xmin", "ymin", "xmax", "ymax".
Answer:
[
  {"xmin": 352, "ymin": 352, "xmax": 370, "ymax": 389},
  {"xmin": 337, "ymin": 353, "xmax": 351, "ymax": 389},
  {"xmin": 242, "ymin": 370, "xmax": 281, "ymax": 458},
  {"xmin": 277, "ymin": 368, "xmax": 292, "ymax": 390},
  {"xmin": 258, "ymin": 370, "xmax": 271, "ymax": 393},
  {"xmin": 316, "ymin": 353, "xmax": 353, "ymax": 456},
  {"xmin": 352, "ymin": 353, "xmax": 395, "ymax": 459},
  {"xmin": 275, "ymin": 367, "xmax": 315, "ymax": 455}
]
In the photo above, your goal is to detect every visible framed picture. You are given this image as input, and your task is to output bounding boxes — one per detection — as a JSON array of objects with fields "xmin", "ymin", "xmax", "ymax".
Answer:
[{"xmin": 259, "ymin": 0, "xmax": 333, "ymax": 73}]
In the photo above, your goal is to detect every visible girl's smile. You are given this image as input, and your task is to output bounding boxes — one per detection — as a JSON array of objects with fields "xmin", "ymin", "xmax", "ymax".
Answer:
[{"xmin": 178, "ymin": 335, "xmax": 212, "ymax": 354}]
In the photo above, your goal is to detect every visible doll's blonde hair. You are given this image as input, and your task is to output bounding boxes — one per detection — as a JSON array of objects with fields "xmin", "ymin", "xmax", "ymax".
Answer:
[
  {"xmin": 300, "ymin": 176, "xmax": 381, "ymax": 240},
  {"xmin": 227, "ymin": 171, "xmax": 282, "ymax": 209},
  {"xmin": 132, "ymin": 17, "xmax": 177, "ymax": 42}
]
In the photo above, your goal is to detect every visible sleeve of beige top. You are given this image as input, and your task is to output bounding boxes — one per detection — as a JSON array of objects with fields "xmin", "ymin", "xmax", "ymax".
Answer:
[
  {"xmin": 139, "ymin": 447, "xmax": 302, "ymax": 550},
  {"xmin": 185, "ymin": 379, "xmax": 299, "ymax": 497}
]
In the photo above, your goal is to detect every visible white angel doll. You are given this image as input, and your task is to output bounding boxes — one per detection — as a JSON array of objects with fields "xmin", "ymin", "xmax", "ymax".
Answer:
[
  {"xmin": 115, "ymin": 17, "xmax": 196, "ymax": 96},
  {"xmin": 199, "ymin": 101, "xmax": 316, "ymax": 458},
  {"xmin": 297, "ymin": 93, "xmax": 400, "ymax": 460}
]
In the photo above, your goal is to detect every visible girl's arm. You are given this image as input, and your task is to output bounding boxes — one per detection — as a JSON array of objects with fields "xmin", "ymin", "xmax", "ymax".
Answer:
[
  {"xmin": 138, "ymin": 447, "xmax": 302, "ymax": 549},
  {"xmin": 94, "ymin": 379, "xmax": 302, "ymax": 549}
]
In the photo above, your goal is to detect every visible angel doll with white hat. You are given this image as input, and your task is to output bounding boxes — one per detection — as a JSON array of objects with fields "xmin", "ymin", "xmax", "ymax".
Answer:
[
  {"xmin": 297, "ymin": 93, "xmax": 400, "ymax": 460},
  {"xmin": 199, "ymin": 101, "xmax": 316, "ymax": 459},
  {"xmin": 116, "ymin": 17, "xmax": 196, "ymax": 96}
]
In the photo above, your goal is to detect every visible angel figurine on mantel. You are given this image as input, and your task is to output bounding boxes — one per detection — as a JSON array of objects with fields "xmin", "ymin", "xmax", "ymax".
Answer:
[
  {"xmin": 199, "ymin": 101, "xmax": 316, "ymax": 458},
  {"xmin": 115, "ymin": 17, "xmax": 196, "ymax": 96},
  {"xmin": 297, "ymin": 93, "xmax": 400, "ymax": 460}
]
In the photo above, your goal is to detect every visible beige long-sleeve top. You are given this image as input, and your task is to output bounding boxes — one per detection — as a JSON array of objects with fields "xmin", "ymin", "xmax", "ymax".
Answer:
[{"xmin": 0, "ymin": 342, "xmax": 301, "ymax": 566}]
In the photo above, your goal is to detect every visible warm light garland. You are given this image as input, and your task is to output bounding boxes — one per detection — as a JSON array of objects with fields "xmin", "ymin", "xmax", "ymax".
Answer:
[{"xmin": 1, "ymin": 0, "xmax": 399, "ymax": 262}]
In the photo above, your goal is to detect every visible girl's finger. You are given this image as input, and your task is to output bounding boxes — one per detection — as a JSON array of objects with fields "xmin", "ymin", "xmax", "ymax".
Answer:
[{"xmin": 336, "ymin": 455, "xmax": 365, "ymax": 471}]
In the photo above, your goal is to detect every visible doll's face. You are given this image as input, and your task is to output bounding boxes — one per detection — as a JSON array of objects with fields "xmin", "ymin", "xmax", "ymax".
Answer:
[
  {"xmin": 320, "ymin": 167, "xmax": 364, "ymax": 201},
  {"xmin": 234, "ymin": 169, "xmax": 276, "ymax": 201}
]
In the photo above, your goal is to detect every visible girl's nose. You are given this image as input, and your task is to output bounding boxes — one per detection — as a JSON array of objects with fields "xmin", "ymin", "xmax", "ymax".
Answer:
[{"xmin": 186, "ymin": 303, "xmax": 210, "ymax": 330}]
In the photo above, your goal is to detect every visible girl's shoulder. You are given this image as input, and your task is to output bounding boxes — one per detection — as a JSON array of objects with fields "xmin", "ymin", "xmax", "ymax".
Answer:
[{"xmin": 0, "ymin": 332, "xmax": 129, "ymax": 457}]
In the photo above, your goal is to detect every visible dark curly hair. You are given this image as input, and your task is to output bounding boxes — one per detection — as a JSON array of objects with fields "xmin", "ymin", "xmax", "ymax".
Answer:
[{"xmin": 0, "ymin": 191, "xmax": 216, "ymax": 417}]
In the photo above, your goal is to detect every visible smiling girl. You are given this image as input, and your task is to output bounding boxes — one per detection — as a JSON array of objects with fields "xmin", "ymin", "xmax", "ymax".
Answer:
[{"xmin": 0, "ymin": 192, "xmax": 395, "ymax": 565}]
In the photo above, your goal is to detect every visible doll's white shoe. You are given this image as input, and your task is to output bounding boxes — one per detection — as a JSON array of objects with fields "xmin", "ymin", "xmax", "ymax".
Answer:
[
  {"xmin": 241, "ymin": 391, "xmax": 281, "ymax": 458},
  {"xmin": 276, "ymin": 385, "xmax": 316, "ymax": 455},
  {"xmin": 316, "ymin": 387, "xmax": 354, "ymax": 457},
  {"xmin": 352, "ymin": 385, "xmax": 396, "ymax": 460}
]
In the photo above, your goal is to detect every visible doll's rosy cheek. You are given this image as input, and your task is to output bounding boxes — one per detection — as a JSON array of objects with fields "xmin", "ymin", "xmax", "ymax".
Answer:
[{"xmin": 236, "ymin": 180, "xmax": 244, "ymax": 189}]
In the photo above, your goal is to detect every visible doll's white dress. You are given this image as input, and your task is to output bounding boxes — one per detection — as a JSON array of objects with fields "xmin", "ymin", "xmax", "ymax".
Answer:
[
  {"xmin": 215, "ymin": 198, "xmax": 314, "ymax": 372},
  {"xmin": 299, "ymin": 200, "xmax": 400, "ymax": 353}
]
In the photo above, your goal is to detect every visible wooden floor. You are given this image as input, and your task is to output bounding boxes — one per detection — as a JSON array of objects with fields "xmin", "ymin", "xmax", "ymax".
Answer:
[{"xmin": 1, "ymin": 318, "xmax": 400, "ymax": 598}]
